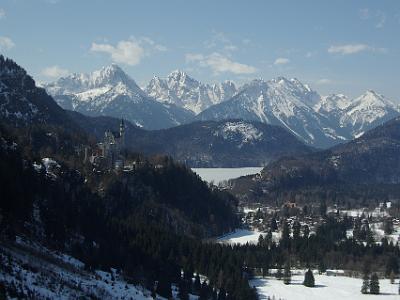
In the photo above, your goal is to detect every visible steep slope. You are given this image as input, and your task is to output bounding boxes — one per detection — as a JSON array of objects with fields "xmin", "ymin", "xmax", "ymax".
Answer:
[
  {"xmin": 0, "ymin": 55, "xmax": 72, "ymax": 127},
  {"xmin": 315, "ymin": 91, "xmax": 400, "ymax": 139},
  {"xmin": 0, "ymin": 56, "xmax": 258, "ymax": 300},
  {"xmin": 231, "ymin": 116, "xmax": 400, "ymax": 204},
  {"xmin": 315, "ymin": 93, "xmax": 353, "ymax": 121},
  {"xmin": 44, "ymin": 65, "xmax": 194, "ymax": 129},
  {"xmin": 146, "ymin": 70, "xmax": 237, "ymax": 114},
  {"xmin": 197, "ymin": 77, "xmax": 347, "ymax": 148},
  {"xmin": 339, "ymin": 90, "xmax": 400, "ymax": 138},
  {"xmin": 136, "ymin": 120, "xmax": 314, "ymax": 167},
  {"xmin": 68, "ymin": 111, "xmax": 314, "ymax": 167}
]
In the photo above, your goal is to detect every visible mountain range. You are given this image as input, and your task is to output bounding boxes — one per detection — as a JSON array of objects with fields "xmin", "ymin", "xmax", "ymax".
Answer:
[
  {"xmin": 45, "ymin": 65, "xmax": 400, "ymax": 149},
  {"xmin": 68, "ymin": 111, "xmax": 313, "ymax": 167},
  {"xmin": 44, "ymin": 64, "xmax": 194, "ymax": 130},
  {"xmin": 230, "ymin": 115, "xmax": 400, "ymax": 205},
  {"xmin": 146, "ymin": 70, "xmax": 237, "ymax": 114}
]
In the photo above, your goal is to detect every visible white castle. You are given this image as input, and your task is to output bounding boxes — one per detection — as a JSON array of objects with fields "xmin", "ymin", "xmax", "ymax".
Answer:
[{"xmin": 84, "ymin": 119, "xmax": 126, "ymax": 170}]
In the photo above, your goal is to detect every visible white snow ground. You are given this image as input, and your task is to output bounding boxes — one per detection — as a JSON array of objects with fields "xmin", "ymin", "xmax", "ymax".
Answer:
[
  {"xmin": 251, "ymin": 274, "xmax": 399, "ymax": 300},
  {"xmin": 191, "ymin": 167, "xmax": 263, "ymax": 184},
  {"xmin": 217, "ymin": 229, "xmax": 265, "ymax": 245},
  {"xmin": 0, "ymin": 236, "xmax": 163, "ymax": 299}
]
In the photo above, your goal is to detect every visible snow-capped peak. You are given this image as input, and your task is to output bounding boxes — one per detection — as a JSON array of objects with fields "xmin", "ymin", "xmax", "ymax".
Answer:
[
  {"xmin": 45, "ymin": 64, "xmax": 143, "ymax": 96},
  {"xmin": 353, "ymin": 90, "xmax": 396, "ymax": 109},
  {"xmin": 146, "ymin": 70, "xmax": 238, "ymax": 114},
  {"xmin": 316, "ymin": 94, "xmax": 352, "ymax": 113},
  {"xmin": 337, "ymin": 90, "xmax": 400, "ymax": 138}
]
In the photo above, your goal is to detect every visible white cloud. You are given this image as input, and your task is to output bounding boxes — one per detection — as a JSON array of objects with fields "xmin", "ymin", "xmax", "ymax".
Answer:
[
  {"xmin": 90, "ymin": 37, "xmax": 166, "ymax": 66},
  {"xmin": 0, "ymin": 36, "xmax": 15, "ymax": 51},
  {"xmin": 316, "ymin": 78, "xmax": 333, "ymax": 85},
  {"xmin": 204, "ymin": 31, "xmax": 238, "ymax": 54},
  {"xmin": 375, "ymin": 11, "xmax": 386, "ymax": 28},
  {"xmin": 305, "ymin": 51, "xmax": 317, "ymax": 58},
  {"xmin": 0, "ymin": 8, "xmax": 5, "ymax": 19},
  {"xmin": 41, "ymin": 65, "xmax": 69, "ymax": 78},
  {"xmin": 359, "ymin": 8, "xmax": 370, "ymax": 20},
  {"xmin": 186, "ymin": 52, "xmax": 256, "ymax": 75},
  {"xmin": 91, "ymin": 40, "xmax": 144, "ymax": 66},
  {"xmin": 359, "ymin": 8, "xmax": 386, "ymax": 29},
  {"xmin": 273, "ymin": 57, "xmax": 290, "ymax": 65},
  {"xmin": 328, "ymin": 44, "xmax": 371, "ymax": 55}
]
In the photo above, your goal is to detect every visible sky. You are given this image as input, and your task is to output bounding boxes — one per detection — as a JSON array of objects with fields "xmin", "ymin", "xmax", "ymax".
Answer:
[{"xmin": 0, "ymin": 0, "xmax": 399, "ymax": 100}]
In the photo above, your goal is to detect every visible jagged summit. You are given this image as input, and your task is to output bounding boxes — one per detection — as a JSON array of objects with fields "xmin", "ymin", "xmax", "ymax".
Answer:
[
  {"xmin": 41, "ymin": 60, "xmax": 400, "ymax": 147},
  {"xmin": 44, "ymin": 65, "xmax": 193, "ymax": 129},
  {"xmin": 45, "ymin": 64, "xmax": 143, "ymax": 97},
  {"xmin": 146, "ymin": 70, "xmax": 238, "ymax": 114}
]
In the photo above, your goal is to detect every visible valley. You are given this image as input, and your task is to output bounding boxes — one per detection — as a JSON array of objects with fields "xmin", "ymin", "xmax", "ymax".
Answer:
[{"xmin": 1, "ymin": 3, "xmax": 400, "ymax": 296}]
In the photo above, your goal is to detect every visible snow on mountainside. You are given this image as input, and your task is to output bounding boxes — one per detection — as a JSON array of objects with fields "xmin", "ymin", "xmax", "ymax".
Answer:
[
  {"xmin": 0, "ymin": 55, "xmax": 72, "ymax": 126},
  {"xmin": 197, "ymin": 77, "xmax": 346, "ymax": 148},
  {"xmin": 213, "ymin": 121, "xmax": 263, "ymax": 147},
  {"xmin": 315, "ymin": 94, "xmax": 352, "ymax": 115},
  {"xmin": 316, "ymin": 91, "xmax": 400, "ymax": 138},
  {"xmin": 146, "ymin": 70, "xmax": 237, "ymax": 114},
  {"xmin": 197, "ymin": 76, "xmax": 400, "ymax": 148},
  {"xmin": 44, "ymin": 65, "xmax": 194, "ymax": 130},
  {"xmin": 42, "ymin": 61, "xmax": 400, "ymax": 146},
  {"xmin": 339, "ymin": 90, "xmax": 400, "ymax": 138},
  {"xmin": 0, "ymin": 236, "xmax": 162, "ymax": 299}
]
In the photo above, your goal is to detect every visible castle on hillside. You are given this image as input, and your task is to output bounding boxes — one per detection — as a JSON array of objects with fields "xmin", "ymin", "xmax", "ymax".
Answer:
[{"xmin": 84, "ymin": 119, "xmax": 126, "ymax": 170}]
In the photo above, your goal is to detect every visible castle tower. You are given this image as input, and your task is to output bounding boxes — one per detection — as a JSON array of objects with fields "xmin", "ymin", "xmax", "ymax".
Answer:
[{"xmin": 119, "ymin": 118, "xmax": 125, "ymax": 149}]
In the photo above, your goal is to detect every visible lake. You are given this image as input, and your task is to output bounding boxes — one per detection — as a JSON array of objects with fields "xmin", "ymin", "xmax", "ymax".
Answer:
[{"xmin": 191, "ymin": 167, "xmax": 263, "ymax": 184}]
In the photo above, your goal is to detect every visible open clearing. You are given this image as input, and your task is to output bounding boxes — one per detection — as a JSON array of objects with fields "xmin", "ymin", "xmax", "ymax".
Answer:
[{"xmin": 250, "ymin": 274, "xmax": 399, "ymax": 300}]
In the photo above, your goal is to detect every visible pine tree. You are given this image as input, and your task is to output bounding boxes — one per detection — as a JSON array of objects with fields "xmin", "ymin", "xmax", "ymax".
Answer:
[
  {"xmin": 366, "ymin": 227, "xmax": 375, "ymax": 245},
  {"xmin": 156, "ymin": 278, "xmax": 172, "ymax": 299},
  {"xmin": 281, "ymin": 220, "xmax": 291, "ymax": 249},
  {"xmin": 270, "ymin": 216, "xmax": 278, "ymax": 231},
  {"xmin": 303, "ymin": 225, "xmax": 310, "ymax": 239},
  {"xmin": 369, "ymin": 273, "xmax": 380, "ymax": 295},
  {"xmin": 384, "ymin": 218, "xmax": 394, "ymax": 234},
  {"xmin": 319, "ymin": 200, "xmax": 327, "ymax": 217},
  {"xmin": 353, "ymin": 218, "xmax": 362, "ymax": 240},
  {"xmin": 178, "ymin": 279, "xmax": 189, "ymax": 300},
  {"xmin": 276, "ymin": 265, "xmax": 283, "ymax": 280},
  {"xmin": 398, "ymin": 280, "xmax": 400, "ymax": 295},
  {"xmin": 283, "ymin": 261, "xmax": 291, "ymax": 285},
  {"xmin": 193, "ymin": 273, "xmax": 202, "ymax": 295},
  {"xmin": 390, "ymin": 271, "xmax": 395, "ymax": 284},
  {"xmin": 303, "ymin": 269, "xmax": 315, "ymax": 287},
  {"xmin": 318, "ymin": 259, "xmax": 326, "ymax": 274},
  {"xmin": 361, "ymin": 274, "xmax": 369, "ymax": 294},
  {"xmin": 218, "ymin": 287, "xmax": 226, "ymax": 300}
]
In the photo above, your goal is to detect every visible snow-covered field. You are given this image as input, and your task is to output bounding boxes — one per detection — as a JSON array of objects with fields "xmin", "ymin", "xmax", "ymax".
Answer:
[
  {"xmin": 251, "ymin": 275, "xmax": 399, "ymax": 300},
  {"xmin": 191, "ymin": 167, "xmax": 263, "ymax": 184},
  {"xmin": 218, "ymin": 229, "xmax": 265, "ymax": 245}
]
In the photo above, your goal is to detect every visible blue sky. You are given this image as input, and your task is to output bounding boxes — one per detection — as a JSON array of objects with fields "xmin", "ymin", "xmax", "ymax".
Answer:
[{"xmin": 0, "ymin": 0, "xmax": 399, "ymax": 99}]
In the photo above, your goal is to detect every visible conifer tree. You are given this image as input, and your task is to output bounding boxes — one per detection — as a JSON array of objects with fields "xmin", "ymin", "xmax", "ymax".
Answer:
[
  {"xmin": 361, "ymin": 274, "xmax": 369, "ymax": 294},
  {"xmin": 156, "ymin": 278, "xmax": 172, "ymax": 299},
  {"xmin": 281, "ymin": 220, "xmax": 291, "ymax": 249},
  {"xmin": 193, "ymin": 273, "xmax": 202, "ymax": 295},
  {"xmin": 319, "ymin": 200, "xmax": 327, "ymax": 217},
  {"xmin": 178, "ymin": 277, "xmax": 189, "ymax": 300},
  {"xmin": 390, "ymin": 271, "xmax": 395, "ymax": 284},
  {"xmin": 276, "ymin": 265, "xmax": 283, "ymax": 280},
  {"xmin": 283, "ymin": 261, "xmax": 291, "ymax": 285},
  {"xmin": 270, "ymin": 216, "xmax": 278, "ymax": 231},
  {"xmin": 303, "ymin": 269, "xmax": 315, "ymax": 287},
  {"xmin": 398, "ymin": 280, "xmax": 400, "ymax": 295},
  {"xmin": 370, "ymin": 273, "xmax": 380, "ymax": 295},
  {"xmin": 218, "ymin": 287, "xmax": 226, "ymax": 300}
]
